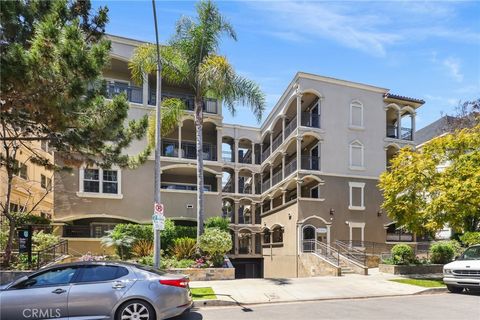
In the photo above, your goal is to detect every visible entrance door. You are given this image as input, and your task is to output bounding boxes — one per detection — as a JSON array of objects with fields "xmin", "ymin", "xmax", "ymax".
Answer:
[{"xmin": 302, "ymin": 226, "xmax": 315, "ymax": 252}]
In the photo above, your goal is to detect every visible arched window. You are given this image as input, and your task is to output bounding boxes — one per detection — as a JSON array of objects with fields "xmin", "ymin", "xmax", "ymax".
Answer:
[
  {"xmin": 350, "ymin": 100, "xmax": 364, "ymax": 128},
  {"xmin": 272, "ymin": 226, "xmax": 284, "ymax": 243},
  {"xmin": 349, "ymin": 140, "xmax": 364, "ymax": 169},
  {"xmin": 263, "ymin": 228, "xmax": 271, "ymax": 244}
]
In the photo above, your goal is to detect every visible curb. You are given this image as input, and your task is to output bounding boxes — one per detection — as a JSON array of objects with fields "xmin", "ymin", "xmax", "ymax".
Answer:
[
  {"xmin": 415, "ymin": 287, "xmax": 448, "ymax": 295},
  {"xmin": 194, "ymin": 299, "xmax": 238, "ymax": 307}
]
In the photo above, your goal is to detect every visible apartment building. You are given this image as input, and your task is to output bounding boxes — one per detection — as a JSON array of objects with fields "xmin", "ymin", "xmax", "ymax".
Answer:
[
  {"xmin": 53, "ymin": 35, "xmax": 424, "ymax": 278},
  {"xmin": 0, "ymin": 140, "xmax": 54, "ymax": 222}
]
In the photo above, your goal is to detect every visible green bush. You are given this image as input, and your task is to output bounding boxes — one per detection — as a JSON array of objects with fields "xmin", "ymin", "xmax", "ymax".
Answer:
[
  {"xmin": 100, "ymin": 230, "xmax": 135, "ymax": 260},
  {"xmin": 174, "ymin": 225, "xmax": 197, "ymax": 239},
  {"xmin": 429, "ymin": 242, "xmax": 455, "ymax": 264},
  {"xmin": 199, "ymin": 228, "xmax": 232, "ymax": 267},
  {"xmin": 205, "ymin": 217, "xmax": 229, "ymax": 231},
  {"xmin": 391, "ymin": 244, "xmax": 416, "ymax": 265},
  {"xmin": 113, "ymin": 224, "xmax": 153, "ymax": 242},
  {"xmin": 32, "ymin": 230, "xmax": 59, "ymax": 251},
  {"xmin": 445, "ymin": 240, "xmax": 463, "ymax": 257},
  {"xmin": 460, "ymin": 232, "xmax": 480, "ymax": 247},
  {"xmin": 171, "ymin": 237, "xmax": 197, "ymax": 260}
]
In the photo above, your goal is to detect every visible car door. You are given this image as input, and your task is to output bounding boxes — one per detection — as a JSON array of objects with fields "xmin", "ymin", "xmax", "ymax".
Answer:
[
  {"xmin": 0, "ymin": 266, "xmax": 77, "ymax": 320},
  {"xmin": 67, "ymin": 264, "xmax": 135, "ymax": 319}
]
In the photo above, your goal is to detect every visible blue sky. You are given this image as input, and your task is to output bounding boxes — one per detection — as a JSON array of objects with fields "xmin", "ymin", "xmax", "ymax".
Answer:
[{"xmin": 93, "ymin": 0, "xmax": 480, "ymax": 129}]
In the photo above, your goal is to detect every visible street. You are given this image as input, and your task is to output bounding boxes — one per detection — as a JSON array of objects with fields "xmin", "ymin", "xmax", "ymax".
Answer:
[{"xmin": 174, "ymin": 293, "xmax": 480, "ymax": 320}]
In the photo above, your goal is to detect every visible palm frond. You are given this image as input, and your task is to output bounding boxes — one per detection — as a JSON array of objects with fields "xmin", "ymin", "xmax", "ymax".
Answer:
[{"xmin": 146, "ymin": 98, "xmax": 186, "ymax": 148}]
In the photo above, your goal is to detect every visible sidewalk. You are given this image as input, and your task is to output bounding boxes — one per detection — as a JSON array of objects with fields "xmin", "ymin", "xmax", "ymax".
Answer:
[{"xmin": 190, "ymin": 269, "xmax": 442, "ymax": 305}]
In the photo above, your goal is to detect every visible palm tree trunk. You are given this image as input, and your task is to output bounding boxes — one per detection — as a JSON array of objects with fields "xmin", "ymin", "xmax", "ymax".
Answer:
[{"xmin": 194, "ymin": 96, "xmax": 205, "ymax": 242}]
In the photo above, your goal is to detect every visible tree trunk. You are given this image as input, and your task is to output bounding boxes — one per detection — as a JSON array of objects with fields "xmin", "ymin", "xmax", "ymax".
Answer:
[{"xmin": 194, "ymin": 96, "xmax": 205, "ymax": 242}]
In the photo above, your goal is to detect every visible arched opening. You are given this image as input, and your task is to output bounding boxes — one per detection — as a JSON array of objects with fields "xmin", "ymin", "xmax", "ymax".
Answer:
[
  {"xmin": 300, "ymin": 176, "xmax": 322, "ymax": 198},
  {"xmin": 261, "ymin": 132, "xmax": 271, "ymax": 162},
  {"xmin": 271, "ymin": 118, "xmax": 283, "ymax": 153},
  {"xmin": 300, "ymin": 134, "xmax": 321, "ymax": 171},
  {"xmin": 238, "ymin": 168, "xmax": 254, "ymax": 194},
  {"xmin": 238, "ymin": 229, "xmax": 252, "ymax": 254},
  {"xmin": 222, "ymin": 198, "xmax": 235, "ymax": 223},
  {"xmin": 222, "ymin": 136, "xmax": 234, "ymax": 162},
  {"xmin": 386, "ymin": 144, "xmax": 400, "ymax": 171},
  {"xmin": 237, "ymin": 198, "xmax": 255, "ymax": 224},
  {"xmin": 271, "ymin": 225, "xmax": 284, "ymax": 243},
  {"xmin": 222, "ymin": 168, "xmax": 235, "ymax": 193},
  {"xmin": 63, "ymin": 217, "xmax": 135, "ymax": 238},
  {"xmin": 400, "ymin": 110, "xmax": 414, "ymax": 141},
  {"xmin": 300, "ymin": 92, "xmax": 321, "ymax": 128},
  {"xmin": 238, "ymin": 138, "xmax": 254, "ymax": 164},
  {"xmin": 302, "ymin": 225, "xmax": 316, "ymax": 252},
  {"xmin": 161, "ymin": 166, "xmax": 217, "ymax": 192}
]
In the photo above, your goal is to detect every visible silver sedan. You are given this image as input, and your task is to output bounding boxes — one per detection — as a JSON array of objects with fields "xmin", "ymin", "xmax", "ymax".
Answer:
[{"xmin": 0, "ymin": 261, "xmax": 192, "ymax": 320}]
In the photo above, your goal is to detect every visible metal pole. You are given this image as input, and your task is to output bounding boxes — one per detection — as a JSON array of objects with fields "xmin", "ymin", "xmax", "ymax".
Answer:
[{"xmin": 152, "ymin": 0, "xmax": 162, "ymax": 269}]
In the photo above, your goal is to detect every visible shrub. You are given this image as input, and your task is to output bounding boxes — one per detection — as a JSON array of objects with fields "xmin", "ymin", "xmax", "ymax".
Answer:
[
  {"xmin": 205, "ymin": 217, "xmax": 229, "ymax": 231},
  {"xmin": 199, "ymin": 228, "xmax": 232, "ymax": 267},
  {"xmin": 131, "ymin": 240, "xmax": 154, "ymax": 257},
  {"xmin": 445, "ymin": 240, "xmax": 463, "ymax": 258},
  {"xmin": 113, "ymin": 224, "xmax": 153, "ymax": 242},
  {"xmin": 32, "ymin": 230, "xmax": 59, "ymax": 251},
  {"xmin": 391, "ymin": 244, "xmax": 416, "ymax": 265},
  {"xmin": 460, "ymin": 232, "xmax": 480, "ymax": 247},
  {"xmin": 100, "ymin": 230, "xmax": 135, "ymax": 260},
  {"xmin": 171, "ymin": 237, "xmax": 197, "ymax": 260},
  {"xmin": 429, "ymin": 242, "xmax": 455, "ymax": 264},
  {"xmin": 174, "ymin": 225, "xmax": 197, "ymax": 239}
]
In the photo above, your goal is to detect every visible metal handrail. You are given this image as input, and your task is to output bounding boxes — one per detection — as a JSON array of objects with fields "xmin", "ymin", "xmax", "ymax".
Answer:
[
  {"xmin": 302, "ymin": 239, "xmax": 340, "ymax": 266},
  {"xmin": 284, "ymin": 117, "xmax": 297, "ymax": 138},
  {"xmin": 284, "ymin": 158, "xmax": 297, "ymax": 177},
  {"xmin": 36, "ymin": 239, "xmax": 68, "ymax": 269},
  {"xmin": 271, "ymin": 134, "xmax": 283, "ymax": 152},
  {"xmin": 335, "ymin": 240, "xmax": 367, "ymax": 266}
]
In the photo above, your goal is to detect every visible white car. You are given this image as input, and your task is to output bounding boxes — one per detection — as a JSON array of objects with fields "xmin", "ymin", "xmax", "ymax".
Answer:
[{"xmin": 443, "ymin": 244, "xmax": 480, "ymax": 293}]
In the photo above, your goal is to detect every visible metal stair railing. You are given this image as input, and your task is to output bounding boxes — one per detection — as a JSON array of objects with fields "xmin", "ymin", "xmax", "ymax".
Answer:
[
  {"xmin": 36, "ymin": 239, "xmax": 69, "ymax": 269},
  {"xmin": 302, "ymin": 239, "xmax": 340, "ymax": 266},
  {"xmin": 335, "ymin": 240, "xmax": 367, "ymax": 266}
]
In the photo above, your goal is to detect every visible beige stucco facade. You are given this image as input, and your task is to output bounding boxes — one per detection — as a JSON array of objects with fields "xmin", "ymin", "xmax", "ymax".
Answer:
[{"xmin": 52, "ymin": 35, "xmax": 424, "ymax": 277}]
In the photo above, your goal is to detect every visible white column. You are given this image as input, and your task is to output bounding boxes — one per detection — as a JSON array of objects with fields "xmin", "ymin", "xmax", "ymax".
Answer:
[
  {"xmin": 282, "ymin": 189, "xmax": 287, "ymax": 204},
  {"xmin": 411, "ymin": 112, "xmax": 416, "ymax": 141},
  {"xmin": 251, "ymin": 203, "xmax": 256, "ymax": 224},
  {"xmin": 296, "ymin": 179, "xmax": 302, "ymax": 198},
  {"xmin": 282, "ymin": 152, "xmax": 286, "ymax": 179},
  {"xmin": 269, "ymin": 164, "xmax": 273, "ymax": 188},
  {"xmin": 177, "ymin": 123, "xmax": 183, "ymax": 158},
  {"xmin": 269, "ymin": 133, "xmax": 273, "ymax": 154},
  {"xmin": 234, "ymin": 200, "xmax": 239, "ymax": 224},
  {"xmin": 234, "ymin": 231, "xmax": 239, "ymax": 254},
  {"xmin": 142, "ymin": 72, "xmax": 148, "ymax": 107},
  {"xmin": 216, "ymin": 126, "xmax": 223, "ymax": 161},
  {"xmin": 326, "ymin": 225, "xmax": 331, "ymax": 247},
  {"xmin": 296, "ymin": 92, "xmax": 302, "ymax": 127},
  {"xmin": 234, "ymin": 168, "xmax": 239, "ymax": 194},
  {"xmin": 397, "ymin": 110, "xmax": 402, "ymax": 139},
  {"xmin": 260, "ymin": 143, "xmax": 264, "ymax": 162},
  {"xmin": 217, "ymin": 175, "xmax": 222, "ymax": 193},
  {"xmin": 296, "ymin": 136, "xmax": 301, "ymax": 171},
  {"xmin": 282, "ymin": 115, "xmax": 286, "ymax": 141},
  {"xmin": 252, "ymin": 173, "xmax": 256, "ymax": 194},
  {"xmin": 251, "ymin": 141, "xmax": 255, "ymax": 164},
  {"xmin": 234, "ymin": 138, "xmax": 239, "ymax": 163}
]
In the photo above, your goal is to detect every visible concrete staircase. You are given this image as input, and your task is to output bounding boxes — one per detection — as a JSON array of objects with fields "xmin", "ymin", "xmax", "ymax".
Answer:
[{"xmin": 339, "ymin": 261, "xmax": 355, "ymax": 275}]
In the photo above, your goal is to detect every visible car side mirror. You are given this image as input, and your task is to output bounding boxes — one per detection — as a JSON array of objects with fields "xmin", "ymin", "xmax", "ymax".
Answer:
[{"xmin": 7, "ymin": 276, "xmax": 28, "ymax": 289}]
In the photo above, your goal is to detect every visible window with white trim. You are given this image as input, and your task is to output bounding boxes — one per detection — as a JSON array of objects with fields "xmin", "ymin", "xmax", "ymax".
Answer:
[
  {"xmin": 349, "ymin": 182, "xmax": 365, "ymax": 210},
  {"xmin": 350, "ymin": 100, "xmax": 364, "ymax": 128},
  {"xmin": 349, "ymin": 141, "xmax": 364, "ymax": 169},
  {"xmin": 80, "ymin": 167, "xmax": 121, "ymax": 196}
]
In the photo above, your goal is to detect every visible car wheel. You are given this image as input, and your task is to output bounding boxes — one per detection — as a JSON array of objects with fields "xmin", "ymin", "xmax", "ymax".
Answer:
[
  {"xmin": 446, "ymin": 285, "xmax": 463, "ymax": 294},
  {"xmin": 116, "ymin": 299, "xmax": 156, "ymax": 320}
]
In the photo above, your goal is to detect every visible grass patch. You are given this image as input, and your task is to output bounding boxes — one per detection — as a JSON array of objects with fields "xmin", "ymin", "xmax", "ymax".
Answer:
[
  {"xmin": 190, "ymin": 287, "xmax": 217, "ymax": 300},
  {"xmin": 390, "ymin": 278, "xmax": 445, "ymax": 288}
]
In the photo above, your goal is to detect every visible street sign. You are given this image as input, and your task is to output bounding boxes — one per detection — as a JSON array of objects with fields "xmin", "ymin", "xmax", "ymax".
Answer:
[
  {"xmin": 154, "ymin": 203, "xmax": 164, "ymax": 215},
  {"xmin": 152, "ymin": 213, "xmax": 165, "ymax": 231}
]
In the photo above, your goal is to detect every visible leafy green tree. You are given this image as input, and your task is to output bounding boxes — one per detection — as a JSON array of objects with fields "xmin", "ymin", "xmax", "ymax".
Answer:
[
  {"xmin": 205, "ymin": 216, "xmax": 229, "ymax": 231},
  {"xmin": 130, "ymin": 0, "xmax": 265, "ymax": 243},
  {"xmin": 0, "ymin": 0, "xmax": 149, "ymax": 266},
  {"xmin": 379, "ymin": 124, "xmax": 480, "ymax": 235},
  {"xmin": 198, "ymin": 228, "xmax": 232, "ymax": 267}
]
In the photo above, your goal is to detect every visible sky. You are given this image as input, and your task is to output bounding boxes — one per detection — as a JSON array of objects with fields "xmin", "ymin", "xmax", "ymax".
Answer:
[{"xmin": 93, "ymin": 0, "xmax": 480, "ymax": 129}]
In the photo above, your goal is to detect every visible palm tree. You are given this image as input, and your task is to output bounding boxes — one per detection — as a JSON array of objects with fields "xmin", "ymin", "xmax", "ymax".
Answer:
[{"xmin": 130, "ymin": 0, "xmax": 265, "ymax": 242}]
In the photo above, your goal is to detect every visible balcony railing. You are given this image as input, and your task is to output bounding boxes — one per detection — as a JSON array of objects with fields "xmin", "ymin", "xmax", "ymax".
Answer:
[
  {"xmin": 262, "ymin": 147, "xmax": 271, "ymax": 162},
  {"xmin": 301, "ymin": 156, "xmax": 320, "ymax": 170},
  {"xmin": 284, "ymin": 158, "xmax": 297, "ymax": 177},
  {"xmin": 238, "ymin": 184, "xmax": 252, "ymax": 194},
  {"xmin": 106, "ymin": 83, "xmax": 143, "ymax": 104},
  {"xmin": 222, "ymin": 151, "xmax": 233, "ymax": 162},
  {"xmin": 262, "ymin": 179, "xmax": 271, "ymax": 193},
  {"xmin": 271, "ymin": 134, "xmax": 283, "ymax": 152},
  {"xmin": 386, "ymin": 125, "xmax": 413, "ymax": 141},
  {"xmin": 272, "ymin": 170, "xmax": 282, "ymax": 187},
  {"xmin": 161, "ymin": 139, "xmax": 217, "ymax": 161},
  {"xmin": 301, "ymin": 112, "xmax": 320, "ymax": 128},
  {"xmin": 238, "ymin": 151, "xmax": 252, "ymax": 164},
  {"xmin": 387, "ymin": 233, "xmax": 414, "ymax": 242},
  {"xmin": 284, "ymin": 117, "xmax": 297, "ymax": 138},
  {"xmin": 63, "ymin": 225, "xmax": 92, "ymax": 238},
  {"xmin": 149, "ymin": 90, "xmax": 218, "ymax": 114}
]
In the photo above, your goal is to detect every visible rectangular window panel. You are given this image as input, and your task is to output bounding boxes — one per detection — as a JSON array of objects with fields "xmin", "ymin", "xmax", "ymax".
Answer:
[
  {"xmin": 351, "ymin": 146, "xmax": 363, "ymax": 167},
  {"xmin": 351, "ymin": 106, "xmax": 362, "ymax": 127},
  {"xmin": 83, "ymin": 169, "xmax": 100, "ymax": 193},
  {"xmin": 41, "ymin": 174, "xmax": 46, "ymax": 189},
  {"xmin": 351, "ymin": 187, "xmax": 363, "ymax": 207},
  {"xmin": 84, "ymin": 180, "xmax": 100, "ymax": 193},
  {"xmin": 103, "ymin": 171, "xmax": 118, "ymax": 194},
  {"xmin": 84, "ymin": 169, "xmax": 99, "ymax": 180}
]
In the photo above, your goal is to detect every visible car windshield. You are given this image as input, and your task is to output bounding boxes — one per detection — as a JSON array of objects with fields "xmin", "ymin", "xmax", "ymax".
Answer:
[{"xmin": 460, "ymin": 246, "xmax": 480, "ymax": 260}]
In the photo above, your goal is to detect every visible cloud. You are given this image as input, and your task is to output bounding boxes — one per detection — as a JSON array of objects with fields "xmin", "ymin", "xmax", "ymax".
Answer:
[{"xmin": 442, "ymin": 57, "xmax": 463, "ymax": 82}]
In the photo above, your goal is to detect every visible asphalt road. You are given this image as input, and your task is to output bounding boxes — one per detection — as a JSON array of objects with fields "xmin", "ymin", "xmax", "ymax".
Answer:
[{"xmin": 173, "ymin": 292, "xmax": 480, "ymax": 320}]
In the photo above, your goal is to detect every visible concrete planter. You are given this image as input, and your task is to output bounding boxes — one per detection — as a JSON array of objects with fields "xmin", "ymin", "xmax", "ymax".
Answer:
[
  {"xmin": 0, "ymin": 271, "xmax": 32, "ymax": 285},
  {"xmin": 167, "ymin": 267, "xmax": 235, "ymax": 281},
  {"xmin": 379, "ymin": 263, "xmax": 443, "ymax": 275}
]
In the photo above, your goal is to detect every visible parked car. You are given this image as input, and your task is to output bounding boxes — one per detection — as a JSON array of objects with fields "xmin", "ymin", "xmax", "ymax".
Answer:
[
  {"xmin": 443, "ymin": 244, "xmax": 480, "ymax": 293},
  {"xmin": 0, "ymin": 261, "xmax": 192, "ymax": 320}
]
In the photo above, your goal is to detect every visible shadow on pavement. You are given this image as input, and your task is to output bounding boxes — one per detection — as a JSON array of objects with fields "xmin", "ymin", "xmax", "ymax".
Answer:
[
  {"xmin": 264, "ymin": 278, "xmax": 291, "ymax": 285},
  {"xmin": 171, "ymin": 308, "xmax": 203, "ymax": 320}
]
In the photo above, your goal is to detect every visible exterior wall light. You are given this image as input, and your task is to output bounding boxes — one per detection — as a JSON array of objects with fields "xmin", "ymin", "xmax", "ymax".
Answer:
[
  {"xmin": 329, "ymin": 208, "xmax": 335, "ymax": 215},
  {"xmin": 377, "ymin": 210, "xmax": 383, "ymax": 217}
]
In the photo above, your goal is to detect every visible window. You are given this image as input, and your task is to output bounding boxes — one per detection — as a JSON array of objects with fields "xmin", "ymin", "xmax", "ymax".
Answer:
[
  {"xmin": 77, "ymin": 265, "xmax": 128, "ymax": 283},
  {"xmin": 9, "ymin": 203, "xmax": 25, "ymax": 213},
  {"xmin": 40, "ymin": 174, "xmax": 52, "ymax": 190},
  {"xmin": 17, "ymin": 267, "xmax": 77, "ymax": 288},
  {"xmin": 349, "ymin": 182, "xmax": 365, "ymax": 210},
  {"xmin": 350, "ymin": 100, "xmax": 364, "ymax": 128},
  {"xmin": 272, "ymin": 227, "xmax": 283, "ymax": 243},
  {"xmin": 79, "ymin": 167, "xmax": 122, "ymax": 197},
  {"xmin": 310, "ymin": 186, "xmax": 319, "ymax": 199},
  {"xmin": 349, "ymin": 141, "xmax": 364, "ymax": 169},
  {"xmin": 14, "ymin": 160, "xmax": 28, "ymax": 179},
  {"xmin": 161, "ymin": 183, "xmax": 211, "ymax": 191},
  {"xmin": 263, "ymin": 229, "xmax": 271, "ymax": 244},
  {"xmin": 91, "ymin": 223, "xmax": 116, "ymax": 238}
]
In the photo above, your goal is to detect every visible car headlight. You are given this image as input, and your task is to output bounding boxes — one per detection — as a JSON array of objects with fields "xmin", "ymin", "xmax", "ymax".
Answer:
[{"xmin": 443, "ymin": 269, "xmax": 452, "ymax": 275}]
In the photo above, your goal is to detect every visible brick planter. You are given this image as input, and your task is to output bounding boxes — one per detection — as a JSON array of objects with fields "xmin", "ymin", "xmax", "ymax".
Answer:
[
  {"xmin": 379, "ymin": 264, "xmax": 443, "ymax": 275},
  {"xmin": 167, "ymin": 267, "xmax": 235, "ymax": 281}
]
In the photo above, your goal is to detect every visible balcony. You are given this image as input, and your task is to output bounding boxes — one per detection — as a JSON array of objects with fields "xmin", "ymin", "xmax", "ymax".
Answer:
[
  {"xmin": 301, "ymin": 156, "xmax": 320, "ymax": 170},
  {"xmin": 149, "ymin": 90, "xmax": 218, "ymax": 114},
  {"xmin": 262, "ymin": 147, "xmax": 271, "ymax": 162},
  {"xmin": 262, "ymin": 179, "xmax": 271, "ymax": 193},
  {"xmin": 238, "ymin": 184, "xmax": 252, "ymax": 194},
  {"xmin": 284, "ymin": 158, "xmax": 297, "ymax": 177},
  {"xmin": 271, "ymin": 170, "xmax": 282, "ymax": 187},
  {"xmin": 238, "ymin": 151, "xmax": 252, "ymax": 164},
  {"xmin": 162, "ymin": 139, "xmax": 217, "ymax": 161},
  {"xmin": 106, "ymin": 83, "xmax": 143, "ymax": 104},
  {"xmin": 284, "ymin": 117, "xmax": 297, "ymax": 138},
  {"xmin": 301, "ymin": 112, "xmax": 320, "ymax": 128},
  {"xmin": 386, "ymin": 125, "xmax": 413, "ymax": 141},
  {"xmin": 271, "ymin": 134, "xmax": 283, "ymax": 152}
]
